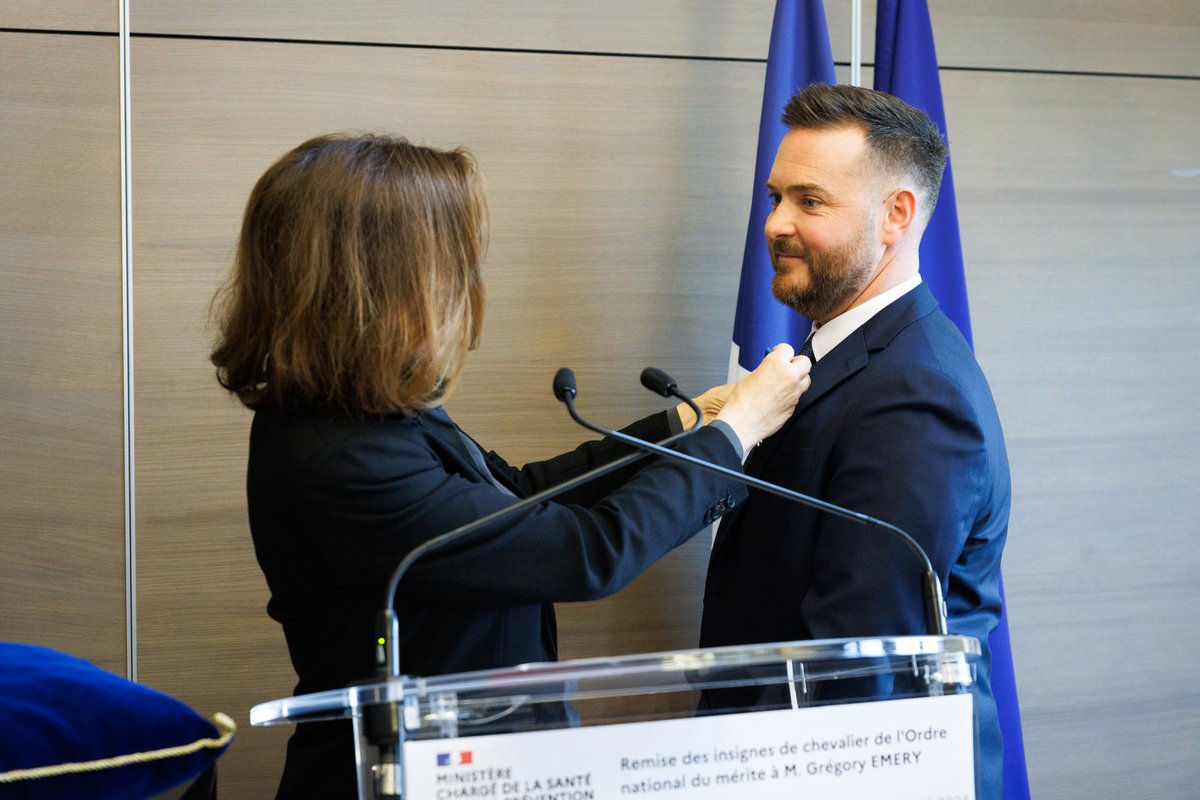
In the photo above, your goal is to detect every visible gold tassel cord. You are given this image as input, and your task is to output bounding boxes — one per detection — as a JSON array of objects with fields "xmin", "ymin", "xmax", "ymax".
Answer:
[{"xmin": 0, "ymin": 712, "xmax": 236, "ymax": 784}]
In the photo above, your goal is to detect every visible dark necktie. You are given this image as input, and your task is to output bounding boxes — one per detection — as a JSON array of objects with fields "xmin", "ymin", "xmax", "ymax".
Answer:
[{"xmin": 799, "ymin": 336, "xmax": 816, "ymax": 364}]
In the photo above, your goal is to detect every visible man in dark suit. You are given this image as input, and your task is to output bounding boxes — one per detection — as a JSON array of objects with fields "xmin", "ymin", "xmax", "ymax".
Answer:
[{"xmin": 699, "ymin": 84, "xmax": 1010, "ymax": 800}]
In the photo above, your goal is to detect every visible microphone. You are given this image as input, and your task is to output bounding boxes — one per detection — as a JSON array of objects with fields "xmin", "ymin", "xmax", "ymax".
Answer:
[
  {"xmin": 557, "ymin": 367, "xmax": 949, "ymax": 637},
  {"xmin": 365, "ymin": 370, "xmax": 704, "ymax": 797},
  {"xmin": 640, "ymin": 367, "xmax": 680, "ymax": 398},
  {"xmin": 376, "ymin": 370, "xmax": 701, "ymax": 680},
  {"xmin": 557, "ymin": 366, "xmax": 703, "ymax": 426}
]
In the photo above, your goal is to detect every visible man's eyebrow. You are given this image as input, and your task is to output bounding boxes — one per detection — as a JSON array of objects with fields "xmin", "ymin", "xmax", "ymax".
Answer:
[{"xmin": 765, "ymin": 180, "xmax": 827, "ymax": 194}]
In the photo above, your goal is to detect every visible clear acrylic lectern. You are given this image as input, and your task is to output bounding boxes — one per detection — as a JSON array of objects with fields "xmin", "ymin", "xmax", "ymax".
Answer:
[{"xmin": 252, "ymin": 635, "xmax": 981, "ymax": 799}]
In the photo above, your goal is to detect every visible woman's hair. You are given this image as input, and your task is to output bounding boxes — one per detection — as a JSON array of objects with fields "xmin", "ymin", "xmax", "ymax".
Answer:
[{"xmin": 211, "ymin": 133, "xmax": 487, "ymax": 414}]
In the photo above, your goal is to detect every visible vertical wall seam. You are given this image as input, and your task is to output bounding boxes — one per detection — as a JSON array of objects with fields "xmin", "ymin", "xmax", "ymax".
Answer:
[
  {"xmin": 119, "ymin": 0, "xmax": 137, "ymax": 682},
  {"xmin": 850, "ymin": 0, "xmax": 863, "ymax": 87}
]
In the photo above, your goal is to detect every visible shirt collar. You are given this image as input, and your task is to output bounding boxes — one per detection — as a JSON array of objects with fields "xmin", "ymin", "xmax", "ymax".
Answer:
[{"xmin": 808, "ymin": 274, "xmax": 922, "ymax": 361}]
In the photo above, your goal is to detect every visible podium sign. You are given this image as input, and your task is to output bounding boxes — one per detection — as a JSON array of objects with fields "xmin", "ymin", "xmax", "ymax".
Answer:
[
  {"xmin": 251, "ymin": 636, "xmax": 982, "ymax": 800},
  {"xmin": 405, "ymin": 693, "xmax": 974, "ymax": 799}
]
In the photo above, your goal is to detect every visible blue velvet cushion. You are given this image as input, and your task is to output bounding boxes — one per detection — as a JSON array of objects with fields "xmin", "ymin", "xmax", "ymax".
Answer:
[{"xmin": 0, "ymin": 643, "xmax": 234, "ymax": 800}]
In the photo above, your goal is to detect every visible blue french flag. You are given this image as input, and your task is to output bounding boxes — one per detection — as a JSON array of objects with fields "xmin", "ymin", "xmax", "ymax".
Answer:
[
  {"xmin": 873, "ymin": 2, "xmax": 1030, "ymax": 798},
  {"xmin": 728, "ymin": 0, "xmax": 836, "ymax": 379}
]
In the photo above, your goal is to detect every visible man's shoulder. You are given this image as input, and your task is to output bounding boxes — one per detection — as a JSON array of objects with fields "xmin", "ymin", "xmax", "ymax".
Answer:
[{"xmin": 867, "ymin": 301, "xmax": 979, "ymax": 373}]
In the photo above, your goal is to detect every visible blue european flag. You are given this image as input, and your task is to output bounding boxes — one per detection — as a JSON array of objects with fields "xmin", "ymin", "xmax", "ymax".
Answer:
[
  {"xmin": 874, "ymin": 0, "xmax": 972, "ymax": 345},
  {"xmin": 875, "ymin": 2, "xmax": 1029, "ymax": 798}
]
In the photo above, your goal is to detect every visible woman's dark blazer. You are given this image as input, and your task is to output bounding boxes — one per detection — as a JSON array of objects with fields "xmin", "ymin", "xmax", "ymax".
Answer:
[{"xmin": 246, "ymin": 405, "xmax": 744, "ymax": 799}]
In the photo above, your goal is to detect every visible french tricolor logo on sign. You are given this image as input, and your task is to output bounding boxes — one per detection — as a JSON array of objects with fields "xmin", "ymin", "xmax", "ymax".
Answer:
[{"xmin": 436, "ymin": 751, "xmax": 473, "ymax": 767}]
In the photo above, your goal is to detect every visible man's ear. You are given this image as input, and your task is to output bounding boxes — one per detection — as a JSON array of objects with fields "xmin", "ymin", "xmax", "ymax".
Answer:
[{"xmin": 881, "ymin": 187, "xmax": 918, "ymax": 247}]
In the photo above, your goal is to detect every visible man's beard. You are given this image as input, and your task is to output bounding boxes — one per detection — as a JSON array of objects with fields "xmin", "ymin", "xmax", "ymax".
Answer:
[{"xmin": 770, "ymin": 226, "xmax": 878, "ymax": 322}]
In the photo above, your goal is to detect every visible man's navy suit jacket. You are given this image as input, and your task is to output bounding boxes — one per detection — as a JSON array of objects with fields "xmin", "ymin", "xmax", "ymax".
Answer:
[{"xmin": 700, "ymin": 282, "xmax": 1010, "ymax": 800}]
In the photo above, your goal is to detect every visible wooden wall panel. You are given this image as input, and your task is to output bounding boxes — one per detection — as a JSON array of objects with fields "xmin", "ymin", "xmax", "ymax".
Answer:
[
  {"xmin": 129, "ymin": 1, "xmax": 1200, "ymax": 77},
  {"xmin": 0, "ymin": 33, "xmax": 125, "ymax": 671},
  {"xmin": 130, "ymin": 0, "xmax": 783, "ymax": 58},
  {"xmin": 130, "ymin": 36, "xmax": 761, "ymax": 796},
  {"xmin": 947, "ymin": 70, "xmax": 1200, "ymax": 798},
  {"xmin": 929, "ymin": 0, "xmax": 1200, "ymax": 76},
  {"xmin": 853, "ymin": 1, "xmax": 1200, "ymax": 77},
  {"xmin": 0, "ymin": 2, "xmax": 116, "ymax": 32}
]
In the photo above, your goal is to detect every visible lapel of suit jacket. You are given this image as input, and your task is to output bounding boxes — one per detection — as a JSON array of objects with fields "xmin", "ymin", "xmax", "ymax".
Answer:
[
  {"xmin": 416, "ymin": 408, "xmax": 522, "ymax": 495},
  {"xmin": 712, "ymin": 342, "xmax": 867, "ymax": 557},
  {"xmin": 713, "ymin": 284, "xmax": 939, "ymax": 556},
  {"xmin": 739, "ymin": 334, "xmax": 869, "ymax": 478}
]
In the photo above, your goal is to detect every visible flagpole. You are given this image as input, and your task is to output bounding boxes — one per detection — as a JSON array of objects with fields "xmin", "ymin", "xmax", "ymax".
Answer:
[{"xmin": 850, "ymin": 0, "xmax": 863, "ymax": 86}]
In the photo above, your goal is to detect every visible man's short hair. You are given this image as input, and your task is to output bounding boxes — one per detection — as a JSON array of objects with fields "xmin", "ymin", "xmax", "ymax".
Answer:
[{"xmin": 782, "ymin": 83, "xmax": 948, "ymax": 222}]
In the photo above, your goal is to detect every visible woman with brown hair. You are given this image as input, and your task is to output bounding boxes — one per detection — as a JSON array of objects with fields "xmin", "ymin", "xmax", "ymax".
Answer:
[{"xmin": 211, "ymin": 133, "xmax": 809, "ymax": 799}]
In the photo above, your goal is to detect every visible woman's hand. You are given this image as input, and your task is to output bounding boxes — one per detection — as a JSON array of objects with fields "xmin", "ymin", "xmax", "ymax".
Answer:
[
  {"xmin": 714, "ymin": 345, "xmax": 812, "ymax": 453},
  {"xmin": 675, "ymin": 382, "xmax": 736, "ymax": 429}
]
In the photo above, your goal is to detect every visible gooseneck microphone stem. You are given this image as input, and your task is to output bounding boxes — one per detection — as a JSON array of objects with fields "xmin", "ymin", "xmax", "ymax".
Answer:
[
  {"xmin": 559, "ymin": 373, "xmax": 948, "ymax": 637},
  {"xmin": 376, "ymin": 377, "xmax": 702, "ymax": 681}
]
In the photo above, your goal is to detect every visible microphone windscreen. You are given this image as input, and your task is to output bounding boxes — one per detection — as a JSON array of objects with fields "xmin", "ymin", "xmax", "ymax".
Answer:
[
  {"xmin": 553, "ymin": 368, "xmax": 577, "ymax": 401},
  {"xmin": 640, "ymin": 367, "xmax": 677, "ymax": 397}
]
